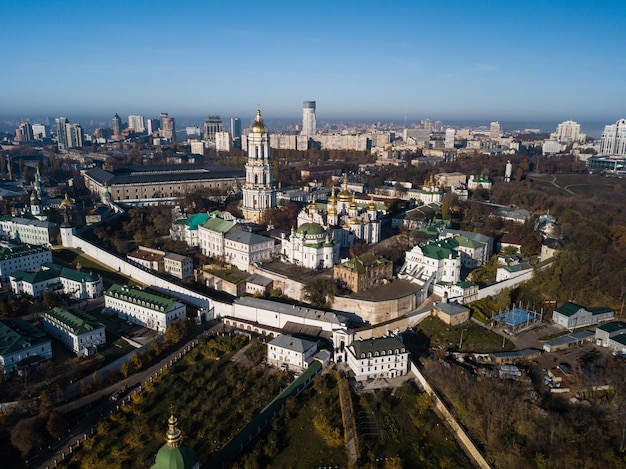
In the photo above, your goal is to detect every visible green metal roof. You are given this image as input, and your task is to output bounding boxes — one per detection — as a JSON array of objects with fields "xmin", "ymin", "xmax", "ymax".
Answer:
[
  {"xmin": 339, "ymin": 253, "xmax": 391, "ymax": 273},
  {"xmin": 185, "ymin": 212, "xmax": 210, "ymax": 231},
  {"xmin": 598, "ymin": 321, "xmax": 626, "ymax": 333},
  {"xmin": 555, "ymin": 301, "xmax": 584, "ymax": 317},
  {"xmin": 421, "ymin": 240, "xmax": 458, "ymax": 260},
  {"xmin": 201, "ymin": 216, "xmax": 234, "ymax": 233},
  {"xmin": 105, "ymin": 284, "xmax": 179, "ymax": 314},
  {"xmin": 296, "ymin": 222, "xmax": 326, "ymax": 236},
  {"xmin": 351, "ymin": 336, "xmax": 405, "ymax": 357},
  {"xmin": 10, "ymin": 262, "xmax": 99, "ymax": 284},
  {"xmin": 43, "ymin": 307, "xmax": 104, "ymax": 335},
  {"xmin": 0, "ymin": 244, "xmax": 49, "ymax": 261},
  {"xmin": 0, "ymin": 318, "xmax": 50, "ymax": 356}
]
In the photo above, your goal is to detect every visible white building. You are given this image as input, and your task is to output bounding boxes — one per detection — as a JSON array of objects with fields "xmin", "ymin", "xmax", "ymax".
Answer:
[
  {"xmin": 600, "ymin": 119, "xmax": 626, "ymax": 156},
  {"xmin": 0, "ymin": 318, "xmax": 52, "ymax": 374},
  {"xmin": 542, "ymin": 139, "xmax": 565, "ymax": 155},
  {"xmin": 104, "ymin": 284, "xmax": 187, "ymax": 333},
  {"xmin": 301, "ymin": 101, "xmax": 316, "ymax": 137},
  {"xmin": 215, "ymin": 131, "xmax": 232, "ymax": 152},
  {"xmin": 127, "ymin": 246, "xmax": 193, "ymax": 279},
  {"xmin": 346, "ymin": 335, "xmax": 409, "ymax": 382},
  {"xmin": 10, "ymin": 262, "xmax": 103, "ymax": 299},
  {"xmin": 444, "ymin": 128, "xmax": 455, "ymax": 148},
  {"xmin": 552, "ymin": 301, "xmax": 614, "ymax": 329},
  {"xmin": 0, "ymin": 217, "xmax": 59, "ymax": 246},
  {"xmin": 267, "ymin": 334, "xmax": 318, "ymax": 372},
  {"xmin": 400, "ymin": 240, "xmax": 461, "ymax": 285},
  {"xmin": 223, "ymin": 230, "xmax": 275, "ymax": 272},
  {"xmin": 42, "ymin": 307, "xmax": 106, "ymax": 357},
  {"xmin": 280, "ymin": 223, "xmax": 340, "ymax": 270},
  {"xmin": 227, "ymin": 297, "xmax": 350, "ymax": 347},
  {"xmin": 551, "ymin": 120, "xmax": 585, "ymax": 144},
  {"xmin": 595, "ymin": 321, "xmax": 626, "ymax": 348},
  {"xmin": 0, "ymin": 245, "xmax": 53, "ymax": 284},
  {"xmin": 128, "ymin": 115, "xmax": 145, "ymax": 133}
]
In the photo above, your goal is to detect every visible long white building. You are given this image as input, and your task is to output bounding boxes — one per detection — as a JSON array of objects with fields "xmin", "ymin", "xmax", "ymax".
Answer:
[
  {"xmin": 42, "ymin": 307, "xmax": 106, "ymax": 357},
  {"xmin": 0, "ymin": 318, "xmax": 52, "ymax": 374},
  {"xmin": 10, "ymin": 262, "xmax": 103, "ymax": 299},
  {"xmin": 0, "ymin": 217, "xmax": 59, "ymax": 246},
  {"xmin": 104, "ymin": 284, "xmax": 187, "ymax": 333},
  {"xmin": 0, "ymin": 245, "xmax": 53, "ymax": 284}
]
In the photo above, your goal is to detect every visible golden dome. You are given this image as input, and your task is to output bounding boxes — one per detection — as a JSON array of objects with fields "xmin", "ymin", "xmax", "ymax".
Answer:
[
  {"xmin": 250, "ymin": 109, "xmax": 267, "ymax": 134},
  {"xmin": 61, "ymin": 193, "xmax": 72, "ymax": 207},
  {"xmin": 338, "ymin": 175, "xmax": 352, "ymax": 202},
  {"xmin": 327, "ymin": 205, "xmax": 337, "ymax": 216},
  {"xmin": 368, "ymin": 195, "xmax": 376, "ymax": 211},
  {"xmin": 350, "ymin": 200, "xmax": 357, "ymax": 210}
]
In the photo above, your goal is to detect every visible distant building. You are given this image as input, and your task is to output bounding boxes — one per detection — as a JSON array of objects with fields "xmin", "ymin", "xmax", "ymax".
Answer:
[
  {"xmin": 267, "ymin": 334, "xmax": 318, "ymax": 372},
  {"xmin": 600, "ymin": 119, "xmax": 626, "ymax": 156},
  {"xmin": 31, "ymin": 124, "xmax": 50, "ymax": 140},
  {"xmin": 552, "ymin": 120, "xmax": 585, "ymax": 144},
  {"xmin": 104, "ymin": 284, "xmax": 187, "ymax": 332},
  {"xmin": 302, "ymin": 101, "xmax": 316, "ymax": 137},
  {"xmin": 128, "ymin": 115, "xmax": 145, "ymax": 133},
  {"xmin": 490, "ymin": 121, "xmax": 502, "ymax": 139},
  {"xmin": 203, "ymin": 115, "xmax": 223, "ymax": 141},
  {"xmin": 42, "ymin": 307, "xmax": 106, "ymax": 357},
  {"xmin": 552, "ymin": 301, "xmax": 614, "ymax": 329},
  {"xmin": 159, "ymin": 113, "xmax": 176, "ymax": 141},
  {"xmin": 444, "ymin": 128, "xmax": 455, "ymax": 148},
  {"xmin": 146, "ymin": 118, "xmax": 160, "ymax": 135},
  {"xmin": 15, "ymin": 121, "xmax": 34, "ymax": 142},
  {"xmin": 346, "ymin": 335, "xmax": 409, "ymax": 382},
  {"xmin": 112, "ymin": 113, "xmax": 122, "ymax": 137},
  {"xmin": 56, "ymin": 117, "xmax": 84, "ymax": 150},
  {"xmin": 0, "ymin": 318, "xmax": 52, "ymax": 374},
  {"xmin": 215, "ymin": 131, "xmax": 231, "ymax": 152},
  {"xmin": 467, "ymin": 175, "xmax": 492, "ymax": 191}
]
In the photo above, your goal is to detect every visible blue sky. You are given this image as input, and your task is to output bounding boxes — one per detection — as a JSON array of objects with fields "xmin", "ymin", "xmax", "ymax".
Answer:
[{"xmin": 2, "ymin": 0, "xmax": 625, "ymax": 125}]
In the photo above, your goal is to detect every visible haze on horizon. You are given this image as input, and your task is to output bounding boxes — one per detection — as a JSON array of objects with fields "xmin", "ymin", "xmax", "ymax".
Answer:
[{"xmin": 2, "ymin": 1, "xmax": 624, "ymax": 125}]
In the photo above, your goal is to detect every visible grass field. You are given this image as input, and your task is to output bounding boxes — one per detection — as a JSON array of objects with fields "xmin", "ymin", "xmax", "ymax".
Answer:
[
  {"xmin": 416, "ymin": 316, "xmax": 514, "ymax": 353},
  {"xmin": 53, "ymin": 248, "xmax": 138, "ymax": 286},
  {"xmin": 530, "ymin": 173, "xmax": 620, "ymax": 198}
]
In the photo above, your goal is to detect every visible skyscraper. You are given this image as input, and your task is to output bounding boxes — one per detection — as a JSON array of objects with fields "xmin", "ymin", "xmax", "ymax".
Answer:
[
  {"xmin": 600, "ymin": 119, "xmax": 626, "ymax": 156},
  {"xmin": 112, "ymin": 113, "xmax": 122, "ymax": 136},
  {"xmin": 56, "ymin": 117, "xmax": 69, "ymax": 151},
  {"xmin": 242, "ymin": 109, "xmax": 277, "ymax": 223},
  {"xmin": 128, "ymin": 115, "xmax": 145, "ymax": 133},
  {"xmin": 146, "ymin": 118, "xmax": 160, "ymax": 135},
  {"xmin": 15, "ymin": 121, "xmax": 33, "ymax": 142},
  {"xmin": 160, "ymin": 113, "xmax": 176, "ymax": 141},
  {"xmin": 444, "ymin": 128, "xmax": 455, "ymax": 149},
  {"xmin": 203, "ymin": 115, "xmax": 223, "ymax": 141},
  {"xmin": 230, "ymin": 117, "xmax": 241, "ymax": 139},
  {"xmin": 301, "ymin": 101, "xmax": 316, "ymax": 137}
]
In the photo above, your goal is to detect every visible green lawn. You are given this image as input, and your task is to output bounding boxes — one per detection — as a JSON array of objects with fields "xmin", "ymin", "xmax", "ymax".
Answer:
[
  {"xmin": 53, "ymin": 248, "xmax": 139, "ymax": 286},
  {"xmin": 417, "ymin": 316, "xmax": 514, "ymax": 352}
]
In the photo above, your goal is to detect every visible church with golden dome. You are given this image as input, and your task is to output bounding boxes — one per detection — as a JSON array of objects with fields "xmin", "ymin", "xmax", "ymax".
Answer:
[
  {"xmin": 241, "ymin": 109, "xmax": 277, "ymax": 223},
  {"xmin": 280, "ymin": 173, "xmax": 382, "ymax": 269}
]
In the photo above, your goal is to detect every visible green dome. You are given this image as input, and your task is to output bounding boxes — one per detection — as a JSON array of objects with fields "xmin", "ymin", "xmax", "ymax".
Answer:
[
  {"xmin": 151, "ymin": 414, "xmax": 199, "ymax": 469},
  {"xmin": 152, "ymin": 444, "xmax": 199, "ymax": 469},
  {"xmin": 296, "ymin": 222, "xmax": 325, "ymax": 236}
]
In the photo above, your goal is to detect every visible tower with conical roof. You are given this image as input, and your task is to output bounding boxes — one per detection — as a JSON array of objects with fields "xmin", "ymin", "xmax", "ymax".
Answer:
[
  {"xmin": 150, "ymin": 413, "xmax": 199, "ymax": 469},
  {"xmin": 242, "ymin": 109, "xmax": 277, "ymax": 223}
]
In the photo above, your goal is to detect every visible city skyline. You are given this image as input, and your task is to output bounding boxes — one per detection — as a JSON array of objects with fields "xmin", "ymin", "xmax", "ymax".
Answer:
[{"xmin": 2, "ymin": 1, "xmax": 625, "ymax": 124}]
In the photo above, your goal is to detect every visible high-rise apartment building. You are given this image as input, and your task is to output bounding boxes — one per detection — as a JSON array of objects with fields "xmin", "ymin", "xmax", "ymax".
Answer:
[
  {"xmin": 56, "ymin": 117, "xmax": 69, "ymax": 151},
  {"xmin": 231, "ymin": 117, "xmax": 242, "ymax": 139},
  {"xmin": 600, "ymin": 119, "xmax": 626, "ymax": 156},
  {"xmin": 552, "ymin": 120, "xmax": 585, "ymax": 144},
  {"xmin": 203, "ymin": 115, "xmax": 223, "ymax": 141},
  {"xmin": 112, "ymin": 113, "xmax": 122, "ymax": 136},
  {"xmin": 301, "ymin": 101, "xmax": 316, "ymax": 137},
  {"xmin": 160, "ymin": 113, "xmax": 176, "ymax": 141},
  {"xmin": 490, "ymin": 121, "xmax": 502, "ymax": 139},
  {"xmin": 444, "ymin": 128, "xmax": 455, "ymax": 149},
  {"xmin": 215, "ymin": 131, "xmax": 231, "ymax": 152},
  {"xmin": 146, "ymin": 118, "xmax": 160, "ymax": 135},
  {"xmin": 128, "ymin": 115, "xmax": 145, "ymax": 133},
  {"xmin": 15, "ymin": 121, "xmax": 34, "ymax": 142},
  {"xmin": 32, "ymin": 124, "xmax": 50, "ymax": 140}
]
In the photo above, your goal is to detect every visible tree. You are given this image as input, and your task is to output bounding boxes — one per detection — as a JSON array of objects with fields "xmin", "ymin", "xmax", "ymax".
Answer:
[{"xmin": 303, "ymin": 278, "xmax": 337, "ymax": 308}]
